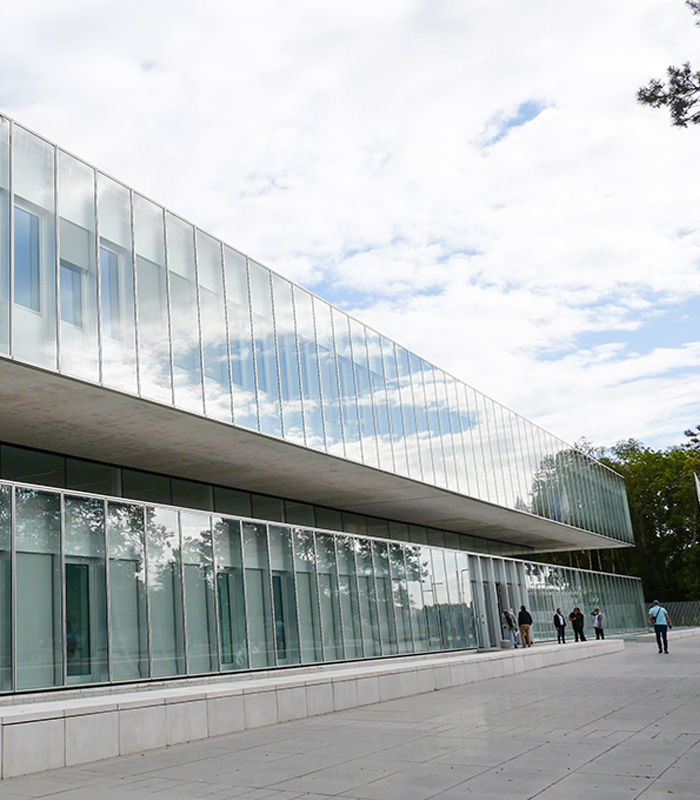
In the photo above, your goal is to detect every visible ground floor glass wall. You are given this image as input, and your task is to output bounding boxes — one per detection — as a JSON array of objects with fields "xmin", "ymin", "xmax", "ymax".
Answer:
[{"xmin": 0, "ymin": 479, "xmax": 646, "ymax": 695}]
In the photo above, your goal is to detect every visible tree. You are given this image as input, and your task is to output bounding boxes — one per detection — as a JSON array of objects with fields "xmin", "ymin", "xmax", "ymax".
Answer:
[
  {"xmin": 682, "ymin": 424, "xmax": 700, "ymax": 450},
  {"xmin": 637, "ymin": 1, "xmax": 700, "ymax": 126}
]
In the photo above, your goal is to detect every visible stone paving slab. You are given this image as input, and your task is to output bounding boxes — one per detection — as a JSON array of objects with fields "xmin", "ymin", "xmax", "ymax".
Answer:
[{"xmin": 1, "ymin": 636, "xmax": 700, "ymax": 799}]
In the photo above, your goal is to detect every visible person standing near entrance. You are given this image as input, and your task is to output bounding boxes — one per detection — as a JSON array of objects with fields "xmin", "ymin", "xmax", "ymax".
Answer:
[
  {"xmin": 569, "ymin": 607, "xmax": 586, "ymax": 642},
  {"xmin": 553, "ymin": 608, "xmax": 566, "ymax": 643},
  {"xmin": 503, "ymin": 609, "xmax": 519, "ymax": 648},
  {"xmin": 591, "ymin": 607, "xmax": 605, "ymax": 639},
  {"xmin": 648, "ymin": 600, "xmax": 672, "ymax": 654},
  {"xmin": 518, "ymin": 605, "xmax": 533, "ymax": 647}
]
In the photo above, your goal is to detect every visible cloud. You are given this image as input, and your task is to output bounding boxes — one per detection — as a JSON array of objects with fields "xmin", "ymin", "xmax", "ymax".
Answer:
[{"xmin": 1, "ymin": 0, "xmax": 699, "ymax": 451}]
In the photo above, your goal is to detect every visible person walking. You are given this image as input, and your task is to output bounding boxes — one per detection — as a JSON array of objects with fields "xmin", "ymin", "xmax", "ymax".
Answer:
[
  {"xmin": 518, "ymin": 605, "xmax": 533, "ymax": 647},
  {"xmin": 553, "ymin": 608, "xmax": 566, "ymax": 644},
  {"xmin": 568, "ymin": 607, "xmax": 586, "ymax": 642},
  {"xmin": 503, "ymin": 609, "xmax": 519, "ymax": 648},
  {"xmin": 648, "ymin": 600, "xmax": 672, "ymax": 654},
  {"xmin": 591, "ymin": 607, "xmax": 605, "ymax": 640}
]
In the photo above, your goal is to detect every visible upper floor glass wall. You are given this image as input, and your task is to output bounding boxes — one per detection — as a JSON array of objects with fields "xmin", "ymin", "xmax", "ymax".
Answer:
[{"xmin": 0, "ymin": 116, "xmax": 634, "ymax": 546}]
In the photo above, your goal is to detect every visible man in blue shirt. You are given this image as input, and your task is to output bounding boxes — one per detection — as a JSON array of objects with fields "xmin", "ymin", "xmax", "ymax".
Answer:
[{"xmin": 648, "ymin": 600, "xmax": 673, "ymax": 654}]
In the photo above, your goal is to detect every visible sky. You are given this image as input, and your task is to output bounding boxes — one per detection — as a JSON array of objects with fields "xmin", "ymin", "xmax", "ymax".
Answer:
[{"xmin": 1, "ymin": 0, "xmax": 698, "ymax": 452}]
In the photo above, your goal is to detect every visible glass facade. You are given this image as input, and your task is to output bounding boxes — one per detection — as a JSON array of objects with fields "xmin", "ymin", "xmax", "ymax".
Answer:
[
  {"xmin": 0, "ymin": 476, "xmax": 646, "ymax": 694},
  {"xmin": 0, "ymin": 115, "xmax": 633, "ymax": 547},
  {"xmin": 0, "ymin": 116, "xmax": 647, "ymax": 698}
]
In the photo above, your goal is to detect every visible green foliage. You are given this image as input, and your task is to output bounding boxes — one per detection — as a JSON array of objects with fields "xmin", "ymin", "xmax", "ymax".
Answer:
[
  {"xmin": 637, "ymin": 1, "xmax": 700, "ymax": 126},
  {"xmin": 682, "ymin": 424, "xmax": 700, "ymax": 450},
  {"xmin": 601, "ymin": 441, "xmax": 700, "ymax": 600}
]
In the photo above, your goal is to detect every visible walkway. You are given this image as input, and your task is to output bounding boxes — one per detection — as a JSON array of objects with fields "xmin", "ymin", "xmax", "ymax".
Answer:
[{"xmin": 1, "ymin": 636, "xmax": 699, "ymax": 800}]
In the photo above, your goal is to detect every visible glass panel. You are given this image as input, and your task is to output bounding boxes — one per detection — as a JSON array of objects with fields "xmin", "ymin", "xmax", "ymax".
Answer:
[
  {"xmin": 97, "ymin": 174, "xmax": 137, "ymax": 393},
  {"xmin": 455, "ymin": 551, "xmax": 477, "ymax": 647},
  {"xmin": 367, "ymin": 330, "xmax": 393, "ymax": 471},
  {"xmin": 372, "ymin": 540, "xmax": 398, "ymax": 655},
  {"xmin": 423, "ymin": 361, "xmax": 446, "ymax": 487},
  {"xmin": 444, "ymin": 551, "xmax": 466, "ymax": 648},
  {"xmin": 146, "ymin": 506, "xmax": 185, "ymax": 677},
  {"xmin": 58, "ymin": 153, "xmax": 98, "ymax": 381},
  {"xmin": 249, "ymin": 260, "xmax": 281, "ymax": 437},
  {"xmin": 122, "ymin": 469, "xmax": 170, "ymax": 504},
  {"xmin": 316, "ymin": 533, "xmax": 343, "ymax": 661},
  {"xmin": 107, "ymin": 501, "xmax": 148, "ymax": 681},
  {"xmin": 350, "ymin": 320, "xmax": 378, "ymax": 467},
  {"xmin": 197, "ymin": 232, "xmax": 232, "ymax": 422},
  {"xmin": 171, "ymin": 479, "xmax": 213, "ymax": 511},
  {"xmin": 472, "ymin": 389, "xmax": 496, "ymax": 502},
  {"xmin": 418, "ymin": 545, "xmax": 441, "ymax": 650},
  {"xmin": 0, "ymin": 485, "xmax": 11, "ymax": 691},
  {"xmin": 284, "ymin": 500, "xmax": 315, "ymax": 526},
  {"xmin": 223, "ymin": 247, "xmax": 258, "ymax": 429},
  {"xmin": 214, "ymin": 487, "xmax": 251, "ymax": 518},
  {"xmin": 64, "ymin": 495, "xmax": 108, "ymax": 684},
  {"xmin": 15, "ymin": 488, "xmax": 62, "ymax": 689},
  {"xmin": 405, "ymin": 545, "xmax": 428, "ymax": 652},
  {"xmin": 166, "ymin": 214, "xmax": 203, "ymax": 413},
  {"xmin": 272, "ymin": 275, "xmax": 304, "ymax": 444},
  {"xmin": 251, "ymin": 494, "xmax": 284, "ymax": 522},
  {"xmin": 293, "ymin": 528, "xmax": 322, "ymax": 663},
  {"xmin": 389, "ymin": 543, "xmax": 413, "ymax": 654},
  {"xmin": 133, "ymin": 195, "xmax": 172, "ymax": 403},
  {"xmin": 0, "ymin": 116, "xmax": 10, "ymax": 353},
  {"xmin": 431, "ymin": 549, "xmax": 454, "ymax": 649},
  {"xmin": 356, "ymin": 539, "xmax": 380, "ymax": 657},
  {"xmin": 381, "ymin": 338, "xmax": 409, "ymax": 477},
  {"xmin": 445, "ymin": 375, "xmax": 469, "ymax": 494},
  {"xmin": 294, "ymin": 288, "xmax": 324, "ymax": 451},
  {"xmin": 459, "ymin": 384, "xmax": 483, "ymax": 500},
  {"xmin": 396, "ymin": 346, "xmax": 422, "ymax": 480},
  {"xmin": 410, "ymin": 354, "xmax": 434, "ymax": 483},
  {"xmin": 242, "ymin": 521, "xmax": 275, "ymax": 667},
  {"xmin": 212, "ymin": 517, "xmax": 248, "ymax": 670},
  {"xmin": 269, "ymin": 525, "xmax": 300, "ymax": 665},
  {"xmin": 1, "ymin": 444, "xmax": 65, "ymax": 487},
  {"xmin": 181, "ymin": 511, "xmax": 217, "ymax": 674},
  {"xmin": 334, "ymin": 310, "xmax": 361, "ymax": 461},
  {"xmin": 13, "ymin": 127, "xmax": 57, "ymax": 369},
  {"xmin": 336, "ymin": 535, "xmax": 363, "ymax": 658},
  {"xmin": 435, "ymin": 370, "xmax": 459, "ymax": 490},
  {"xmin": 313, "ymin": 298, "xmax": 343, "ymax": 457}
]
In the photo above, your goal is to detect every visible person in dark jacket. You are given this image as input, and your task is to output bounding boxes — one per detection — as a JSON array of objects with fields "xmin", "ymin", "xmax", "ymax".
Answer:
[
  {"xmin": 518, "ymin": 605, "xmax": 533, "ymax": 647},
  {"xmin": 568, "ymin": 607, "xmax": 586, "ymax": 642},
  {"xmin": 553, "ymin": 608, "xmax": 566, "ymax": 644}
]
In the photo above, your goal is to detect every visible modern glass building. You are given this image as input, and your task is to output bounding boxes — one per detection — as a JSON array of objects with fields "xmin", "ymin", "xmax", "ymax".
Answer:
[{"xmin": 0, "ymin": 114, "xmax": 646, "ymax": 695}]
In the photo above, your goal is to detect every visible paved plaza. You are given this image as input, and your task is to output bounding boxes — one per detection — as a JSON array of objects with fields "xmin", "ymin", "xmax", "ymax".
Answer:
[{"xmin": 1, "ymin": 636, "xmax": 699, "ymax": 800}]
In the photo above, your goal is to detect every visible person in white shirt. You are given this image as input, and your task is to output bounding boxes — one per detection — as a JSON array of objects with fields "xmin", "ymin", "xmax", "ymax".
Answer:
[
  {"xmin": 591, "ymin": 607, "xmax": 604, "ymax": 640},
  {"xmin": 648, "ymin": 600, "xmax": 672, "ymax": 654}
]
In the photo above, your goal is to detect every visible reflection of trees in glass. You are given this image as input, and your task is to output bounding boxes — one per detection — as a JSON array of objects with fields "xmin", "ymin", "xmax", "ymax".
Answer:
[
  {"xmin": 107, "ymin": 502, "xmax": 146, "ymax": 584},
  {"xmin": 0, "ymin": 484, "xmax": 10, "ymax": 544},
  {"xmin": 181, "ymin": 514, "xmax": 215, "ymax": 591},
  {"xmin": 144, "ymin": 507, "xmax": 180, "ymax": 592},
  {"xmin": 64, "ymin": 495, "xmax": 105, "ymax": 558},
  {"xmin": 14, "ymin": 488, "xmax": 61, "ymax": 551},
  {"xmin": 531, "ymin": 447, "xmax": 622, "ymax": 537}
]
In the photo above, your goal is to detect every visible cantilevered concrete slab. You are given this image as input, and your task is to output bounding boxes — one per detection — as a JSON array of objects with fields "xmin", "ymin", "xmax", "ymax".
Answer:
[{"xmin": 0, "ymin": 356, "xmax": 628, "ymax": 553}]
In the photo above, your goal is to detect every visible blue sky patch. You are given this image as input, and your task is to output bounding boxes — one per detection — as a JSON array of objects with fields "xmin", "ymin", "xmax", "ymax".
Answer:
[{"xmin": 481, "ymin": 99, "xmax": 549, "ymax": 147}]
